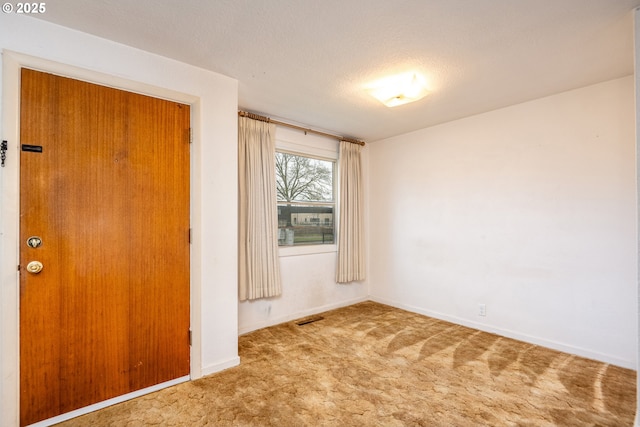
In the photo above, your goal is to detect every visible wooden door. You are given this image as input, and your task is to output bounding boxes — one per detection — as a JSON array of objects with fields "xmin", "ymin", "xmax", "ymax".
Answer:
[{"xmin": 19, "ymin": 69, "xmax": 191, "ymax": 426}]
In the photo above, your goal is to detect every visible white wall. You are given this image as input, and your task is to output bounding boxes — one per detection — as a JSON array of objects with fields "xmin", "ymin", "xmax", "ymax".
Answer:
[
  {"xmin": 369, "ymin": 76, "xmax": 637, "ymax": 368},
  {"xmin": 238, "ymin": 126, "xmax": 368, "ymax": 334},
  {"xmin": 0, "ymin": 14, "xmax": 239, "ymax": 426}
]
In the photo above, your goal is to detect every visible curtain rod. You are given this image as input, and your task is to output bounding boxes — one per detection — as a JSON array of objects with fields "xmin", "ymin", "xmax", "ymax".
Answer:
[{"xmin": 238, "ymin": 110, "xmax": 365, "ymax": 146}]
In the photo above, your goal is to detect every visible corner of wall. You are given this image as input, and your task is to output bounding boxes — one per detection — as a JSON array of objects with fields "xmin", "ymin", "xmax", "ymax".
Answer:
[{"xmin": 633, "ymin": 5, "xmax": 640, "ymax": 423}]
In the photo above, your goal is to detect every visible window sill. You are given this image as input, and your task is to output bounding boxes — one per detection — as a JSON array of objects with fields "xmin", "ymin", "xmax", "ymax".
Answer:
[{"xmin": 278, "ymin": 244, "xmax": 337, "ymax": 257}]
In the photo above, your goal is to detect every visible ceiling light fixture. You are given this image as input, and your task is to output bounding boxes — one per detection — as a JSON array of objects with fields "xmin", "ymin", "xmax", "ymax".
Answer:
[{"xmin": 367, "ymin": 72, "xmax": 429, "ymax": 107}]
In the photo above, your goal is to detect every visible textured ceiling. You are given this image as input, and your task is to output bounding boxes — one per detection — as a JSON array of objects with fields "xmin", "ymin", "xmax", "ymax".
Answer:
[{"xmin": 33, "ymin": 0, "xmax": 639, "ymax": 142}]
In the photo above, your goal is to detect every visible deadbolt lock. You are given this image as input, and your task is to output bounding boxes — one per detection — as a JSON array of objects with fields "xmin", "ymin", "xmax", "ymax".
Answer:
[
  {"xmin": 26, "ymin": 261, "xmax": 43, "ymax": 274},
  {"xmin": 26, "ymin": 236, "xmax": 42, "ymax": 248}
]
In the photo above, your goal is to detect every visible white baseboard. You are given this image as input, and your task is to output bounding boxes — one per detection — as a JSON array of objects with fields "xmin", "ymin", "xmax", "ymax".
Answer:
[
  {"xmin": 368, "ymin": 296, "xmax": 636, "ymax": 370},
  {"xmin": 200, "ymin": 356, "xmax": 241, "ymax": 377},
  {"xmin": 28, "ymin": 376, "xmax": 190, "ymax": 427},
  {"xmin": 238, "ymin": 296, "xmax": 369, "ymax": 335}
]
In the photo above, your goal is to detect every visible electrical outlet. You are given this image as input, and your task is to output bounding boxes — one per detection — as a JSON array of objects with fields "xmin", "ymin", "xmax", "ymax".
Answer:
[{"xmin": 478, "ymin": 304, "xmax": 486, "ymax": 317}]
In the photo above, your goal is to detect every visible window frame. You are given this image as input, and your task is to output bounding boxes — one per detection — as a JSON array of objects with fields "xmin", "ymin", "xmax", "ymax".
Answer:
[{"xmin": 275, "ymin": 132, "xmax": 338, "ymax": 257}]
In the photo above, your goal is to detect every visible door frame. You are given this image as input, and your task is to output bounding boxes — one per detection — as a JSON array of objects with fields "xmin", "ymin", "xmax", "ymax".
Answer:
[{"xmin": 1, "ymin": 51, "xmax": 203, "ymax": 426}]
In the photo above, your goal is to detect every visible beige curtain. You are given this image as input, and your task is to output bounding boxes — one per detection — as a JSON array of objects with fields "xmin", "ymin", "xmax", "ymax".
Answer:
[
  {"xmin": 336, "ymin": 140, "xmax": 365, "ymax": 283},
  {"xmin": 238, "ymin": 116, "xmax": 282, "ymax": 300}
]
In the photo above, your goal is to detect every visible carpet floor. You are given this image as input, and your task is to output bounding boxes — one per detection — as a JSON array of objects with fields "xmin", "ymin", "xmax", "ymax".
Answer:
[{"xmin": 56, "ymin": 301, "xmax": 636, "ymax": 426}]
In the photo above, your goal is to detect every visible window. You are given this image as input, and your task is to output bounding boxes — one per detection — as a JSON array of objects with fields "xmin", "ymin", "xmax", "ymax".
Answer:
[{"xmin": 276, "ymin": 151, "xmax": 335, "ymax": 246}]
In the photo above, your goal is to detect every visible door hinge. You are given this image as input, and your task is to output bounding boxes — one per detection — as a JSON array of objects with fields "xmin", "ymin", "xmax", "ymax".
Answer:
[
  {"xmin": 189, "ymin": 128, "xmax": 193, "ymax": 144},
  {"xmin": 1, "ymin": 140, "xmax": 7, "ymax": 167},
  {"xmin": 188, "ymin": 330, "xmax": 192, "ymax": 346},
  {"xmin": 188, "ymin": 228, "xmax": 192, "ymax": 244}
]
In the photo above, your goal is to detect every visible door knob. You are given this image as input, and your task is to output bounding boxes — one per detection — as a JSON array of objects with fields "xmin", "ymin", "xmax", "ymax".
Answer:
[{"xmin": 26, "ymin": 261, "xmax": 43, "ymax": 274}]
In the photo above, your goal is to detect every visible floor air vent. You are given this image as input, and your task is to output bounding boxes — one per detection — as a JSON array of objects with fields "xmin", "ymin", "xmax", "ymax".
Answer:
[{"xmin": 296, "ymin": 315, "xmax": 324, "ymax": 326}]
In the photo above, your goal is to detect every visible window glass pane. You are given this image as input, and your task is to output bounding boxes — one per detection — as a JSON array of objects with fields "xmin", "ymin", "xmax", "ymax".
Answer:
[
  {"xmin": 276, "ymin": 152, "xmax": 334, "ymax": 202},
  {"xmin": 278, "ymin": 204, "xmax": 334, "ymax": 246},
  {"xmin": 276, "ymin": 151, "xmax": 335, "ymax": 247}
]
